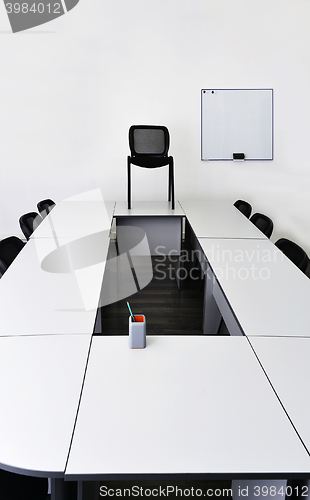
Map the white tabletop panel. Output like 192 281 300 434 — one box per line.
0 237 108 336
180 200 266 239
249 337 310 457
62 188 108 202
115 201 184 217
198 238 310 337
0 334 91 477
31 200 115 240
66 336 310 478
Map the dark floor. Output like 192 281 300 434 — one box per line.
98 253 205 336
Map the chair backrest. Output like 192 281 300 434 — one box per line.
19 212 43 240
275 238 309 274
0 236 25 274
129 126 169 158
234 199 252 218
37 199 55 217
250 212 273 238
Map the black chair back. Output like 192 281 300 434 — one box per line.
275 238 309 274
129 126 169 161
250 212 273 238
37 199 55 217
19 212 43 240
0 236 25 275
234 199 252 218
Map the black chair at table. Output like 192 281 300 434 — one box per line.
275 238 309 274
233 199 252 218
19 212 43 241
0 236 25 275
250 212 274 238
0 469 48 500
127 125 175 210
37 199 56 218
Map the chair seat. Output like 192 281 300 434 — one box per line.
130 155 172 168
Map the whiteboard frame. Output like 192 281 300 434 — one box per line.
201 89 274 161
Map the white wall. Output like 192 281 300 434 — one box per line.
0 0 310 253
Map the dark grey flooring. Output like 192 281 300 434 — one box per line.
97 240 310 338
98 253 205 336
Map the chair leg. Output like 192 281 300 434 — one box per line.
127 157 131 210
170 158 175 210
168 164 171 202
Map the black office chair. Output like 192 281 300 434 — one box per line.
0 236 25 275
250 212 273 238
127 125 175 210
275 238 309 274
19 212 43 241
233 199 252 218
0 469 48 500
37 199 55 218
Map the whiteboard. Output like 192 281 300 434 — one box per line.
201 89 273 161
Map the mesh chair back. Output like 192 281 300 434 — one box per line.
129 126 169 157
275 238 309 273
234 199 252 218
250 212 273 238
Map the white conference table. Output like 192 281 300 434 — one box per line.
198 238 310 337
115 200 184 217
0 190 113 336
249 337 310 456
30 200 115 241
0 236 107 336
2 197 310 500
0 334 91 477
114 200 184 288
179 200 267 239
65 336 310 482
114 200 184 254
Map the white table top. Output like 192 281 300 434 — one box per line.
198 237 310 337
0 236 108 336
0 334 91 477
65 336 310 479
2 196 310 482
115 201 184 217
31 200 115 240
62 188 107 202
249 337 310 458
179 200 267 239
